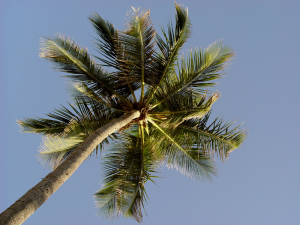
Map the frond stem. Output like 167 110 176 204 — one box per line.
139 26 145 104
149 109 208 115
148 118 184 152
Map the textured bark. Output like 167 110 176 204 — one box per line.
0 110 140 225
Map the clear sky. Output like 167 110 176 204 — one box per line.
1 0 300 224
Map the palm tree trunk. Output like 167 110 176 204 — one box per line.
0 110 140 225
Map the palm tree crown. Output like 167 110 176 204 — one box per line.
19 3 246 222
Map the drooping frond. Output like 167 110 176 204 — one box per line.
38 132 109 170
151 41 234 108
95 132 158 222
146 2 191 104
166 146 216 181
37 137 83 170
148 118 215 180
20 98 122 168
40 35 133 107
178 111 247 160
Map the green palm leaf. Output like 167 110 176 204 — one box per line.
178 111 247 160
37 135 110 170
148 118 215 180
67 82 126 112
40 35 132 107
37 137 83 170
89 12 140 102
18 98 122 138
121 7 157 103
151 41 234 108
146 2 191 104
95 132 158 222
89 12 118 67
150 91 220 127
18 105 76 137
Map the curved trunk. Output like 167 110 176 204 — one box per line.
0 110 140 225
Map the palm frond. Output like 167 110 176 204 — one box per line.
89 13 118 65
151 41 234 108
146 3 191 104
38 134 108 170
151 91 220 125
95 133 158 222
166 147 216 181
37 137 83 170
28 99 122 169
148 118 215 180
62 98 122 138
121 7 157 103
90 12 160 103
178 111 247 160
67 82 126 112
40 35 133 107
124 124 147 222
18 105 76 137
178 41 234 90
18 98 122 139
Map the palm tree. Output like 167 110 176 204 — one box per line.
0 3 246 224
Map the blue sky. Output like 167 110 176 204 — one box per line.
1 0 300 224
